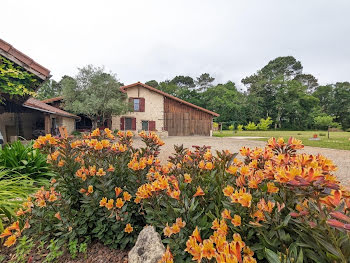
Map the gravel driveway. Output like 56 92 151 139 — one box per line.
134 136 350 188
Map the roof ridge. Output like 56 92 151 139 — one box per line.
120 82 219 117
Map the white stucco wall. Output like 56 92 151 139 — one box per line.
112 86 164 131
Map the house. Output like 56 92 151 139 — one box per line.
0 38 79 143
112 82 219 136
42 96 94 131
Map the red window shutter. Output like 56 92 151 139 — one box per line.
120 117 124 130
140 98 145 112
132 118 136 130
149 121 156 131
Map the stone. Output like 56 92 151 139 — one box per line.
128 226 165 263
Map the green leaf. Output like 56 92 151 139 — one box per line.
265 248 281 263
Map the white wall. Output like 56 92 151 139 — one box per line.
112 86 164 131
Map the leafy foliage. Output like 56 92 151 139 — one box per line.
1 133 350 263
61 65 129 128
0 140 54 181
244 122 258 131
0 56 41 104
257 117 273 131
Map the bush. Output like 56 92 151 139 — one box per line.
244 122 257 131
257 117 273 130
8 129 164 251
0 140 54 181
319 133 326 136
1 132 350 263
137 137 350 262
237 124 244 131
228 125 234 131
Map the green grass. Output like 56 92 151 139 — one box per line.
213 130 350 150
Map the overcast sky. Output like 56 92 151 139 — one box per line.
2 0 350 89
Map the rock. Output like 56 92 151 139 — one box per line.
128 226 165 263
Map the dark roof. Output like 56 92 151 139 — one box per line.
41 96 64 104
0 39 50 80
121 82 220 117
24 98 80 119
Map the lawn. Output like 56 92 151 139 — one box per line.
213 130 350 150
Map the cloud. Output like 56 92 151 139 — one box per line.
2 0 349 87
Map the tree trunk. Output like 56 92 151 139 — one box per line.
328 126 330 139
92 119 98 130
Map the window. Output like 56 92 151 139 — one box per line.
125 117 133 130
142 121 149 131
133 99 140 111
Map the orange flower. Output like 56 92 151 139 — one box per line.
115 198 124 209
101 139 110 148
0 228 12 238
91 128 100 137
124 223 133 233
175 217 186 228
99 197 107 207
96 168 106 176
106 199 114 210
223 185 234 196
16 208 25 216
94 142 103 150
107 165 115 172
184 173 192 183
164 224 173 237
79 188 86 194
221 209 232 220
202 240 215 260
4 235 16 247
231 215 241 226
58 160 65 167
88 185 93 194
55 212 61 220
267 182 279 193
115 187 123 197
198 160 205 169
194 186 205 197
159 246 174 263
226 165 238 175
205 162 213 170
38 199 46 208
211 218 220 230
48 194 57 202
192 226 202 243
123 191 132 201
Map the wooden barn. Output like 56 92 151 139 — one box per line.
112 82 219 136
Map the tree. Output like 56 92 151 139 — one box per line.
145 80 158 88
314 115 340 138
201 81 244 123
195 73 215 91
170 76 195 88
241 56 319 129
61 65 129 129
36 79 62 100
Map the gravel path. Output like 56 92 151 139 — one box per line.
134 136 350 188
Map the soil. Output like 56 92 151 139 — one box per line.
0 242 128 263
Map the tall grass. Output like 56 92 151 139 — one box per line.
0 169 37 231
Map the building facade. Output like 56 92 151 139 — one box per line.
112 82 219 136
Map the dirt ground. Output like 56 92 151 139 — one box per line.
134 136 350 188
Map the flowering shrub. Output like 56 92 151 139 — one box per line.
1 132 350 263
3 129 164 250
137 138 350 262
